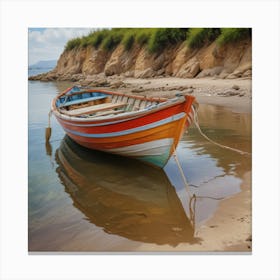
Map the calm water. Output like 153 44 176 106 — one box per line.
28 80 251 252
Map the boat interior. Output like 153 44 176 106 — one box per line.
56 87 168 118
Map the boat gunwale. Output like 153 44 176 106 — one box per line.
52 87 189 123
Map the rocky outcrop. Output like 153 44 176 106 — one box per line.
29 39 252 81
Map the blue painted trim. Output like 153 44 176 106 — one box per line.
64 112 186 138
59 95 107 107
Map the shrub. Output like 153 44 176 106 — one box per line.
216 28 251 45
100 29 124 51
147 28 186 53
80 35 90 48
65 37 82 51
122 31 135 51
88 29 109 48
135 29 153 45
186 28 220 49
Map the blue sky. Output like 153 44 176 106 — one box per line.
28 28 93 65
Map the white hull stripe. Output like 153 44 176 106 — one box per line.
63 112 186 138
105 138 174 157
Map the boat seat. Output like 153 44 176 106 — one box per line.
94 109 125 117
64 102 128 116
59 95 108 108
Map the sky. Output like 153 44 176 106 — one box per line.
28 28 93 65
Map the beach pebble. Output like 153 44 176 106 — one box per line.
185 88 194 94
131 88 145 93
224 90 239 96
246 235 252 242
232 85 240 90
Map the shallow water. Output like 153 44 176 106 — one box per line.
28 80 251 252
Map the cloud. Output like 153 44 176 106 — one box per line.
28 28 93 65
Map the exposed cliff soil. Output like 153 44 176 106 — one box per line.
29 39 251 82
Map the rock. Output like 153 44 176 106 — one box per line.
135 68 156 78
219 71 230 79
124 70 134 77
71 73 84 82
185 88 193 94
246 235 252 242
189 62 200 77
196 66 223 78
242 69 252 78
218 89 239 97
157 68 165 76
169 86 179 91
104 63 120 76
228 70 243 79
177 59 200 78
232 85 240 90
179 86 186 91
79 79 92 86
131 88 145 93
227 73 238 79
110 81 124 89
88 78 110 87
225 89 239 96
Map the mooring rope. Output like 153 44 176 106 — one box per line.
192 106 251 156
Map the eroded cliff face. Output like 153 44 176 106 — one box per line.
32 39 251 81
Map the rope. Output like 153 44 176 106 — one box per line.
172 147 192 197
172 148 198 229
192 106 251 156
48 110 52 128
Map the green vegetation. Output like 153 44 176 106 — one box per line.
64 37 82 51
216 28 251 45
186 28 220 49
122 30 136 51
135 29 154 46
147 28 187 53
86 29 110 48
64 28 251 52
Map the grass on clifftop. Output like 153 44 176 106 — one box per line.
64 28 187 53
216 28 252 45
64 28 251 52
186 28 220 48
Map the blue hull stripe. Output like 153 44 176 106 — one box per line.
64 112 186 138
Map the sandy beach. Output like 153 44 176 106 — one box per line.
111 76 252 113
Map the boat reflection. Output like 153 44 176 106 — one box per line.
55 136 200 246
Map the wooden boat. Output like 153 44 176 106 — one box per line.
52 86 197 168
55 136 198 246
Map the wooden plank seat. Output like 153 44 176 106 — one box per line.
94 109 125 117
59 95 108 108
64 102 128 116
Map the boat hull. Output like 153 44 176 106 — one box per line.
53 91 195 168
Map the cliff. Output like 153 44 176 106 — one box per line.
29 39 251 83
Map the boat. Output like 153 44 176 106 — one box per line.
55 136 199 246
51 85 197 168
